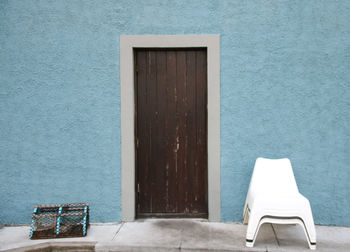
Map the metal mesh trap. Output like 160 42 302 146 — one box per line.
30 203 89 239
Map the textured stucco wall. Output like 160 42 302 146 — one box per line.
1 0 349 225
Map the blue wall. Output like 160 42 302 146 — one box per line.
1 0 349 225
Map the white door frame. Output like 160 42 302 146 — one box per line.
120 35 221 221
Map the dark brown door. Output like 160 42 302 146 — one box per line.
135 48 208 218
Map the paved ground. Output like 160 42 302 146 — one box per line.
0 219 349 251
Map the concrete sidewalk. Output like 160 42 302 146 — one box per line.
1 219 349 252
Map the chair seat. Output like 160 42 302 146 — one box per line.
248 193 310 214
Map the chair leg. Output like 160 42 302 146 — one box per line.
245 213 262 247
300 215 317 250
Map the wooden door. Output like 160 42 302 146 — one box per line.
135 48 208 218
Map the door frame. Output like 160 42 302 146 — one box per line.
120 35 220 221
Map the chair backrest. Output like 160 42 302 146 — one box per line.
248 157 299 195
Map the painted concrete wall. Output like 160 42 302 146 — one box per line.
1 0 349 225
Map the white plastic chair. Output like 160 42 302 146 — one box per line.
243 157 316 250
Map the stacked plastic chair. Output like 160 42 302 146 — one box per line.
243 158 316 250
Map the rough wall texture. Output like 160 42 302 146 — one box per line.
0 0 349 225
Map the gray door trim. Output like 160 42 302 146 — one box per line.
120 35 221 221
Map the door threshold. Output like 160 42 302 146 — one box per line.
134 218 209 222
137 213 208 219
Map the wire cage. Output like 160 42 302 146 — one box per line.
30 203 89 239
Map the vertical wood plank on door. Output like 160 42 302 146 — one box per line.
185 50 196 213
135 50 148 213
153 51 167 213
195 50 208 213
147 51 157 213
176 50 187 214
166 51 178 213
